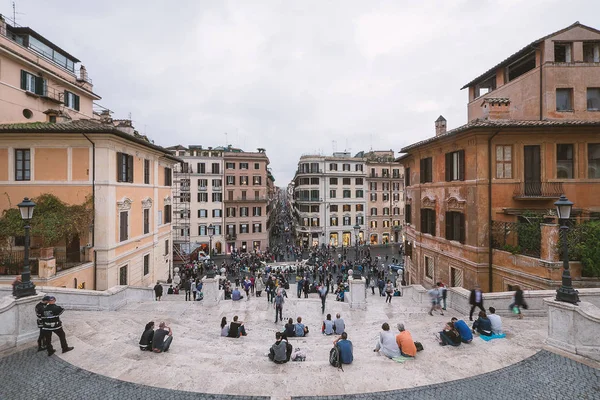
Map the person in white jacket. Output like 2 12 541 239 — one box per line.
373 322 401 359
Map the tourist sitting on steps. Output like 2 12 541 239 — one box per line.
294 317 309 337
438 321 461 347
268 332 293 364
220 317 229 337
227 315 247 338
283 318 296 338
333 332 353 364
451 317 473 343
322 314 335 335
472 311 493 336
232 287 243 301
152 322 173 353
395 323 417 357
374 322 401 358
488 307 503 334
139 321 155 351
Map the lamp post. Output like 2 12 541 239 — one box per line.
14 198 37 298
554 195 579 304
206 224 215 278
353 224 361 279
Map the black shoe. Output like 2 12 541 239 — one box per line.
62 347 74 354
47 349 56 356
37 347 46 352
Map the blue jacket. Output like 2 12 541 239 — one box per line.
336 340 353 364
473 317 492 335
454 320 473 341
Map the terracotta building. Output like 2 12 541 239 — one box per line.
0 16 178 290
363 150 405 245
400 22 600 292
223 149 271 254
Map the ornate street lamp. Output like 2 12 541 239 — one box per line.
14 198 37 298
554 195 579 304
353 224 361 279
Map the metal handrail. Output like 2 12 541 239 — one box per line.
513 182 564 198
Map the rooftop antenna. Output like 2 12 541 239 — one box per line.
12 2 25 24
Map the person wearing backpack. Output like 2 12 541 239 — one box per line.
332 332 353 365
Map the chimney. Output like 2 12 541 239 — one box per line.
0 15 6 37
99 110 112 124
79 65 88 82
481 98 511 120
435 115 447 136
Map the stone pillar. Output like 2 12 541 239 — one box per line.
540 223 559 262
347 276 367 309
202 275 222 305
38 257 56 279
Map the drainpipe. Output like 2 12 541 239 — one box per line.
487 130 501 293
82 133 96 290
539 46 543 121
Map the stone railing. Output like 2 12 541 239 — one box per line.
0 285 154 311
0 285 154 352
401 285 600 318
545 298 600 362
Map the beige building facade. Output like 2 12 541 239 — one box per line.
0 17 178 290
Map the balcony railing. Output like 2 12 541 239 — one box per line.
198 186 207 192
513 182 564 200
297 169 323 174
225 196 269 202
226 234 237 241
213 186 222 191
295 198 321 203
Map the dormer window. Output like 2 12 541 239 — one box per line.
554 42 572 62
583 42 600 63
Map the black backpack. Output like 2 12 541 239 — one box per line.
329 344 343 371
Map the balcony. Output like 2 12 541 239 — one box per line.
225 196 269 203
513 182 564 200
226 234 237 241
295 198 322 203
296 169 323 175
198 186 207 192
213 186 222 192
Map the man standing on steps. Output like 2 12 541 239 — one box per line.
469 285 484 321
183 279 192 301
274 289 285 323
41 296 74 356
153 281 163 301
35 296 49 352
318 283 328 314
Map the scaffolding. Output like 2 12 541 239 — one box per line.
172 162 191 271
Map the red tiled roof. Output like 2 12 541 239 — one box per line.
400 119 600 153
0 120 180 162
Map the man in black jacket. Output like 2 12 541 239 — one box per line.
35 296 49 352
469 285 485 321
41 296 74 356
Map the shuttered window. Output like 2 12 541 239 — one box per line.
143 254 150 276
420 208 436 236
420 158 433 183
144 159 150 184
143 209 150 234
405 204 412 224
164 167 172 186
20 70 46 96
445 211 465 243
164 205 172 223
15 149 31 181
119 211 129 242
64 90 80 111
117 152 133 183
445 150 465 181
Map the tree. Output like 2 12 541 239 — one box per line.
574 221 600 278
0 194 93 249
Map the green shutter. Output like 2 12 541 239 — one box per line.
74 94 80 111
459 213 466 244
35 76 44 96
116 152 122 182
20 70 27 90
127 155 134 183
458 150 465 181
445 212 451 240
445 153 452 181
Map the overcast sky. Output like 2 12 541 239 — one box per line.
5 0 597 184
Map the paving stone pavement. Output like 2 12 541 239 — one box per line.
0 348 598 400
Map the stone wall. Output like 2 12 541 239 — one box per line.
545 299 600 362
0 285 154 311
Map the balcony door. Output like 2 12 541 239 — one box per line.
523 145 541 196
